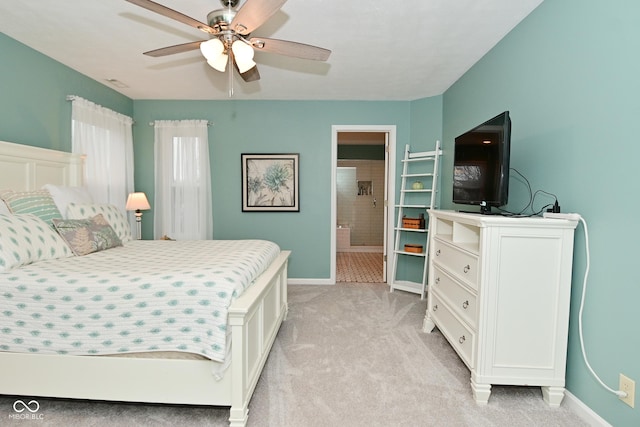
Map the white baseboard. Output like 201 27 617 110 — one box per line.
563 391 611 427
287 278 335 285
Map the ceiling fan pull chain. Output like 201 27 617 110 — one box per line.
228 54 234 98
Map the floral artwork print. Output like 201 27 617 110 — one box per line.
242 154 299 212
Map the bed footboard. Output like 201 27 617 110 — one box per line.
227 250 290 427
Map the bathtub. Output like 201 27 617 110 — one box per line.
337 225 351 251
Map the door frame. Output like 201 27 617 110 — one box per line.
330 125 397 283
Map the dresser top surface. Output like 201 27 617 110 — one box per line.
429 210 579 229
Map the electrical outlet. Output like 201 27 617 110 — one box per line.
620 374 635 408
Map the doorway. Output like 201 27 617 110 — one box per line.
330 125 396 284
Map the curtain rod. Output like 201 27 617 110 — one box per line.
66 95 134 124
67 97 213 127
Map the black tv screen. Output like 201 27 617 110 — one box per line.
453 111 511 213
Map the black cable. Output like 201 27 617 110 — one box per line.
492 168 532 216
510 168 533 215
532 203 554 217
497 169 558 217
531 190 558 215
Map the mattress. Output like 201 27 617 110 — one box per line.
0 239 280 362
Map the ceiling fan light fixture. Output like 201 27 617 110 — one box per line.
207 54 229 72
200 38 224 61
231 40 256 73
128 0 331 86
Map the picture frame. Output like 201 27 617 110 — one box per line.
241 153 300 212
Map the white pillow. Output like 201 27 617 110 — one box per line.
42 184 93 219
0 213 74 272
66 203 132 242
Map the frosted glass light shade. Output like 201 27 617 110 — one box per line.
200 38 224 60
208 54 228 72
231 40 256 73
200 39 228 72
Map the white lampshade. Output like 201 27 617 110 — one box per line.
200 38 224 60
200 39 228 72
207 54 228 72
231 40 256 73
125 192 150 211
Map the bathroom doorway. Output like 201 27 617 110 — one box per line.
330 125 396 284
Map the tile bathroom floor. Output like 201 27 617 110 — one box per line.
336 252 384 283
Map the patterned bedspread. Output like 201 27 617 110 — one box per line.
0 239 280 362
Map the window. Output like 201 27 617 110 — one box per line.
154 120 212 240
69 95 134 216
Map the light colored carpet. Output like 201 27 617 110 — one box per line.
0 284 588 426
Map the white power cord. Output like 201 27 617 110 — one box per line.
576 215 628 398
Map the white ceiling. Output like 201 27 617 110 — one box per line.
0 0 543 101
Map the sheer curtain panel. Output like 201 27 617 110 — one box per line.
69 96 134 217
154 120 213 240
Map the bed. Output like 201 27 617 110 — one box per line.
0 140 290 427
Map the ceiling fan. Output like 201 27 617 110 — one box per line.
126 0 331 83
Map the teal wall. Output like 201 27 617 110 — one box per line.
0 33 133 151
131 100 418 279
409 96 444 208
442 1 639 426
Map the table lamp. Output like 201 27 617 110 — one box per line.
125 192 150 240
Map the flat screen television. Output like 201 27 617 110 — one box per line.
453 111 511 214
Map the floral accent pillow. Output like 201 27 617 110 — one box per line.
53 214 122 256
66 203 132 242
0 189 62 226
0 213 73 272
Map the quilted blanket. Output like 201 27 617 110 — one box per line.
0 239 280 362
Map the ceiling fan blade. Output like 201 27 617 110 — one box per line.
125 0 217 34
143 40 205 57
238 64 261 82
230 0 287 35
249 37 331 61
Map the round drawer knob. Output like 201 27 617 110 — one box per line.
459 335 466 344
463 264 470 273
435 277 440 284
433 304 438 312
436 249 441 256
462 300 469 309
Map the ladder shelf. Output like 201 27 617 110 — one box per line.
389 141 442 299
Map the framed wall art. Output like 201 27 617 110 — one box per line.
241 153 299 212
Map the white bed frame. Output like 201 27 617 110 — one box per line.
0 140 290 427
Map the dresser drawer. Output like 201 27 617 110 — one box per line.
432 239 479 290
430 293 475 368
432 266 477 328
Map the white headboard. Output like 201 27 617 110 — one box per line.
0 140 84 190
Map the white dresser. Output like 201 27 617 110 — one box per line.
422 210 578 406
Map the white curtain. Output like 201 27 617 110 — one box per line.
69 96 134 218
154 120 213 240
